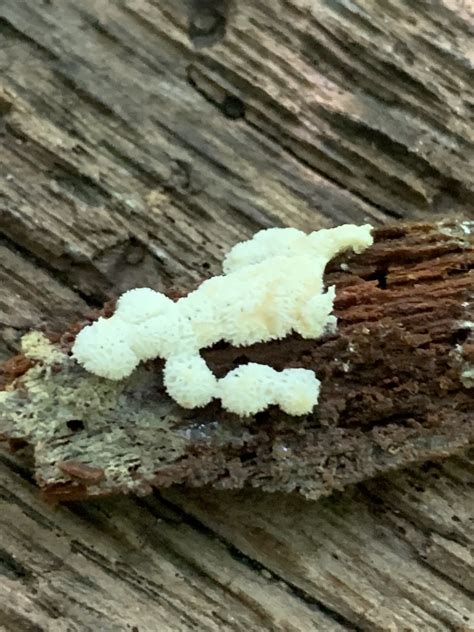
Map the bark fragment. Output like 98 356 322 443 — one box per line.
0 220 472 503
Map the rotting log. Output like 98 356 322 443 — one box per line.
1 1 474 630
1 220 472 503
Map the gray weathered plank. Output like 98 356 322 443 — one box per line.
0 0 473 630
0 451 346 632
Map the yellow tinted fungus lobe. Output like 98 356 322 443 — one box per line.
72 224 373 415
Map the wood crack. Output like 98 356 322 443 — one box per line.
155 492 362 631
0 234 102 309
0 2 473 629
186 64 401 222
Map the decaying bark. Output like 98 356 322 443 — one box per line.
1 220 472 503
1 2 474 629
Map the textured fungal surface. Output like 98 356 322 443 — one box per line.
72 224 373 415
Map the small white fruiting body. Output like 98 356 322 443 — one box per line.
72 224 373 415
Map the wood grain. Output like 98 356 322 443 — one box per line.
0 0 473 630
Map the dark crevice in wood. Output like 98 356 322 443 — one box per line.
319 109 442 184
0 234 104 309
0 15 60 64
240 124 406 221
361 485 472 549
0 452 36 485
0 547 31 580
155 492 362 631
4 122 111 210
53 69 136 134
297 4 472 142
0 607 47 632
121 2 195 61
417 557 474 600
66 419 86 433
123 498 297 628
186 66 403 221
0 95 13 119
76 8 169 77
151 113 248 182
221 95 246 119
46 163 109 208
366 268 388 290
187 0 231 49
98 139 162 186
67 533 218 626
226 198 282 231
0 484 59 533
306 19 445 109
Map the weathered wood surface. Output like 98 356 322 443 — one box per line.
1 448 473 632
0 0 473 630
